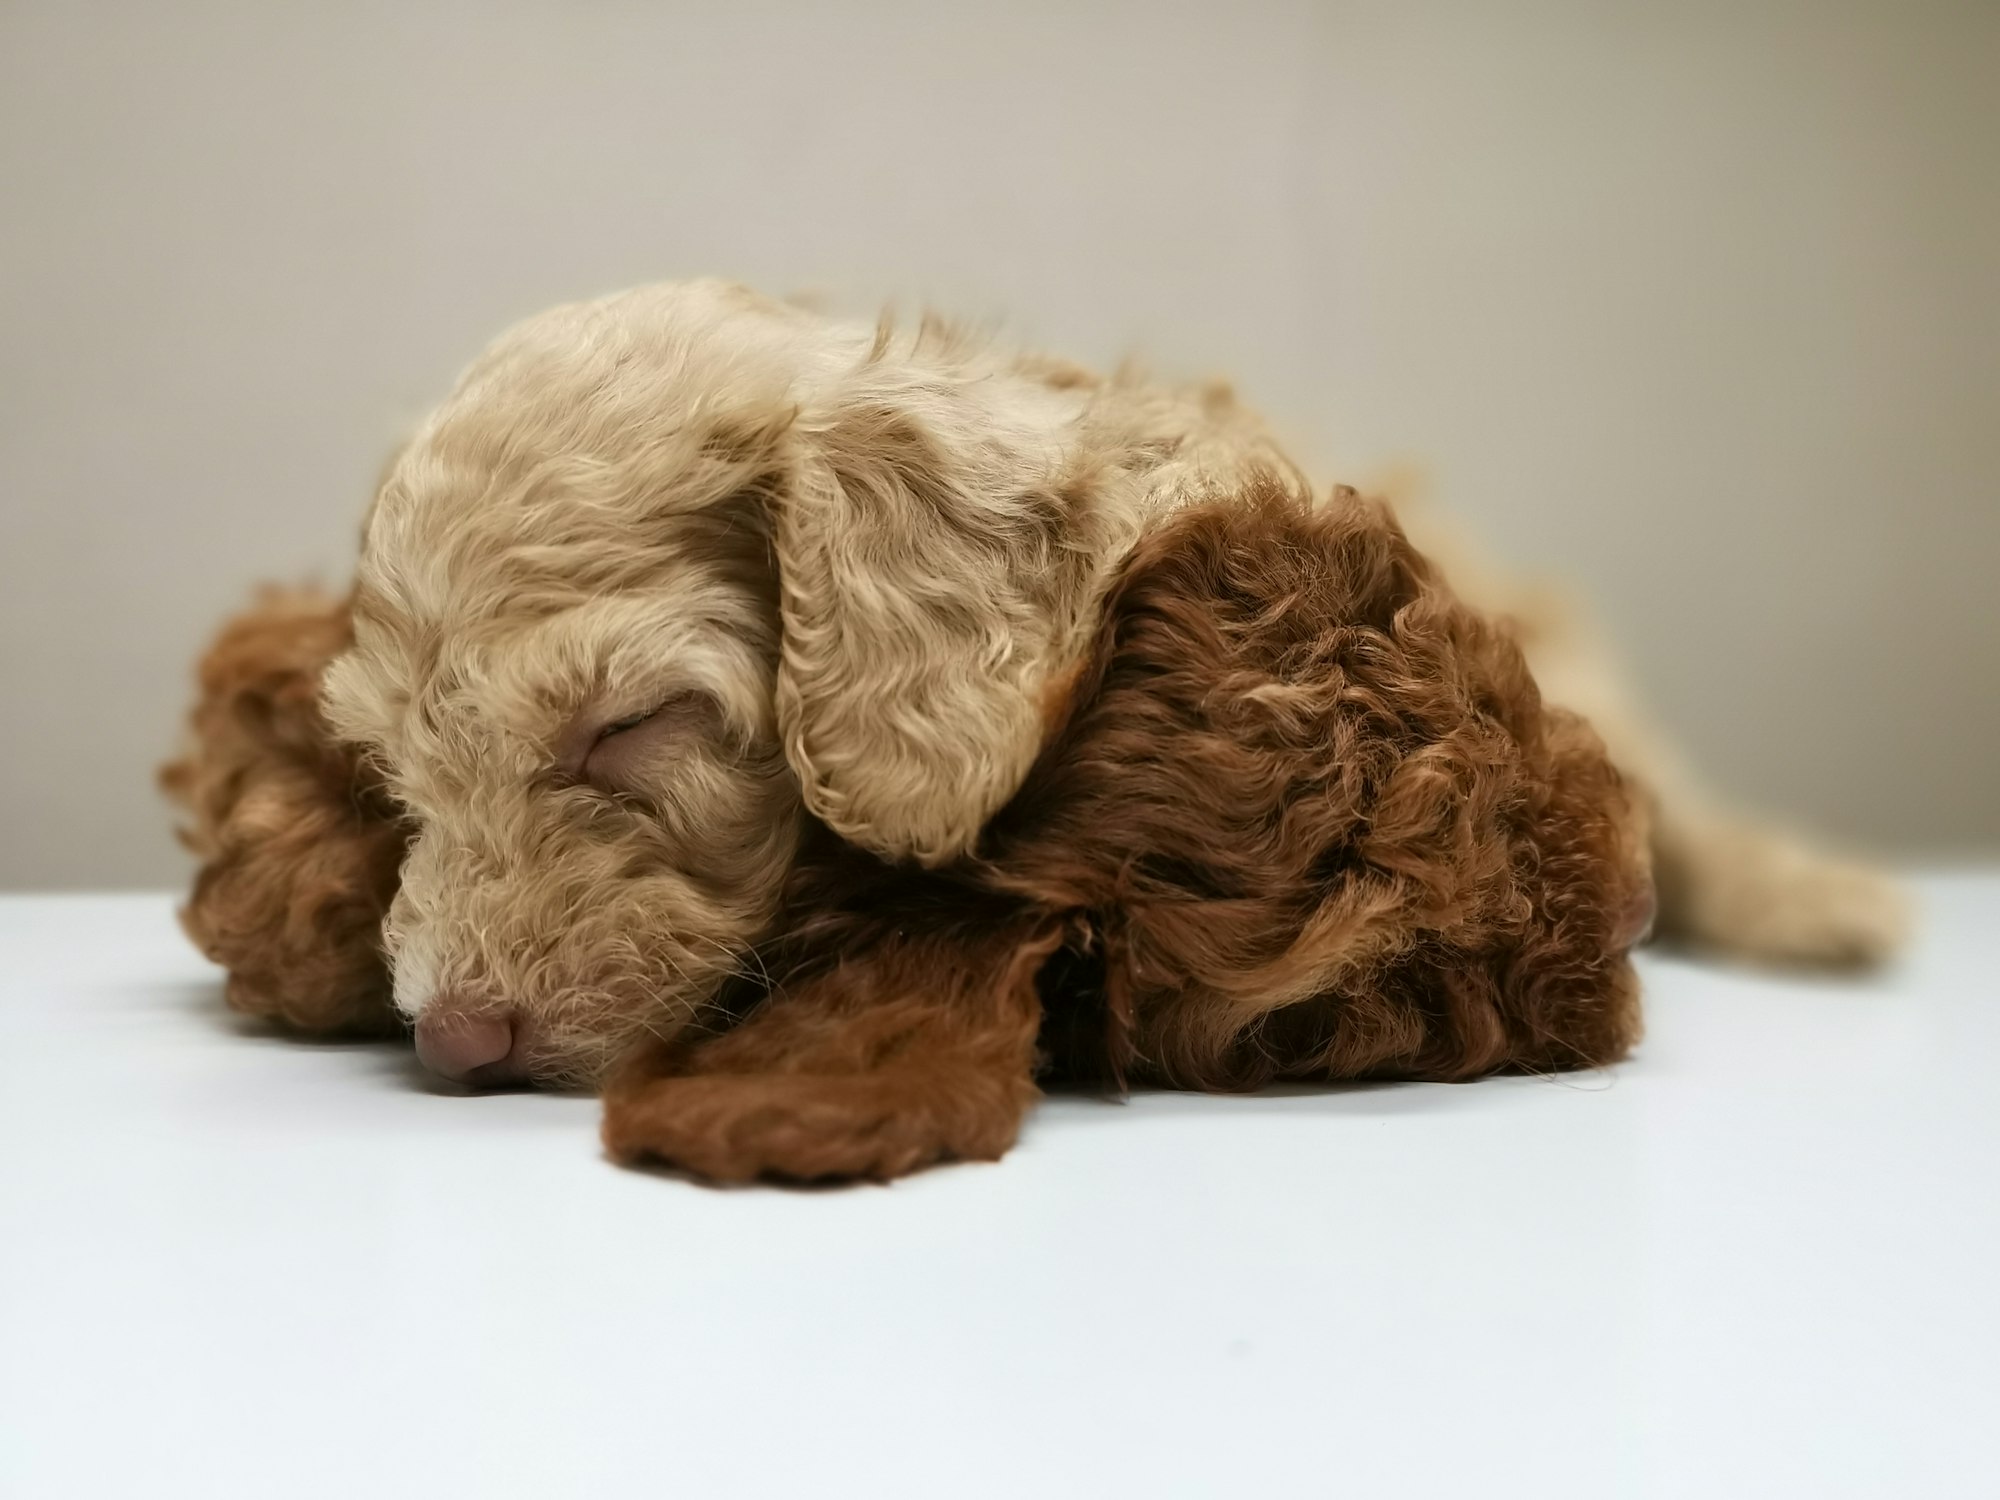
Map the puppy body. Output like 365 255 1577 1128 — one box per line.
164 279 1905 1177
604 489 1651 1181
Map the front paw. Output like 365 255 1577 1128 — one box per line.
601 1069 1029 1184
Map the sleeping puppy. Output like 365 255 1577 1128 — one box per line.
164 279 1904 1180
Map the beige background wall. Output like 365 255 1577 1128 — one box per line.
2 0 1995 889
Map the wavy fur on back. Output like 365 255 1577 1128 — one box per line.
602 488 1648 1179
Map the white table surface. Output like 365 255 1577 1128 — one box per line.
2 876 1996 1500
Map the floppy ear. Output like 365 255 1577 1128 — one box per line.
768 348 1103 866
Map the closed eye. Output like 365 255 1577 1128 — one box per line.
596 709 657 741
576 692 720 791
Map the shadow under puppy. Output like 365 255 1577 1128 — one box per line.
602 486 1653 1181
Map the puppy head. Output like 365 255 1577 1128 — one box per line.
322 283 813 1084
323 280 1110 1085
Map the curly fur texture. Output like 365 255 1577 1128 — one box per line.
161 590 405 1034
603 488 1649 1179
164 278 1908 1180
313 280 1303 1084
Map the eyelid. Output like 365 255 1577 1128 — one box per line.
566 690 718 785
553 697 670 780
595 708 656 740
593 691 698 740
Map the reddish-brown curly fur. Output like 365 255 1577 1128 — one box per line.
603 924 1059 1182
602 488 1650 1180
160 590 407 1035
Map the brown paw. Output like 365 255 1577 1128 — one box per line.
601 1069 1030 1184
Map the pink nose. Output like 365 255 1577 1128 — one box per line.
414 1014 518 1084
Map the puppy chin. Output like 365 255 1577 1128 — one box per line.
545 981 745 1090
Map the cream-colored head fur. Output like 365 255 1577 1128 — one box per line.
321 279 1301 1082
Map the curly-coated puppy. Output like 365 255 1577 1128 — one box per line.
602 487 1652 1181
164 279 1905 1179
